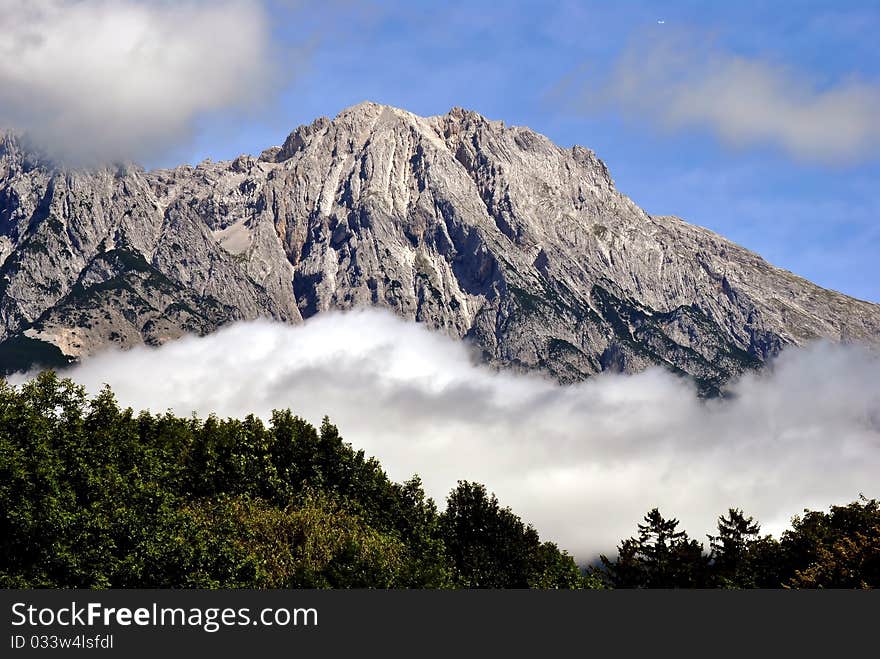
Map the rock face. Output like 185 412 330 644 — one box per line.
1 102 879 392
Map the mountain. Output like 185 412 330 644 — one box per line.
1 102 878 392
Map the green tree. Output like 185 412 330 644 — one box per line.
781 497 880 589
601 508 709 588
440 481 588 588
0 374 525 588
708 508 781 588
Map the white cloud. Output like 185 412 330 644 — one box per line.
17 310 880 561
595 34 880 163
0 0 276 165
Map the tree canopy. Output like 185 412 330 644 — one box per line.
0 372 587 588
597 499 879 588
1 372 876 589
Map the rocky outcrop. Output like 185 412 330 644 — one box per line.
1 102 878 393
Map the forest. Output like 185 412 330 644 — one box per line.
1 372 877 588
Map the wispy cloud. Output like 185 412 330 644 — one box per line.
17 310 879 561
580 30 880 164
0 0 279 165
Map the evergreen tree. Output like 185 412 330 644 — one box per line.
600 508 709 587
439 481 586 588
709 508 764 588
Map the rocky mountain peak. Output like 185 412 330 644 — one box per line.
0 102 877 393
0 131 49 178
273 115 332 162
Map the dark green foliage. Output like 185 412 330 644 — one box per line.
599 508 709 588
781 497 880 588
598 500 880 589
3 372 875 589
439 481 590 588
0 373 589 589
0 335 72 376
708 508 781 588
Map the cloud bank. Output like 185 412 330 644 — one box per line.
591 33 880 164
0 0 276 165
24 310 880 561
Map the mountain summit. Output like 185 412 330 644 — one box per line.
1 102 878 392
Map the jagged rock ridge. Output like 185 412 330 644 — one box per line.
1 102 878 393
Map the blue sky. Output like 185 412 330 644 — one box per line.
175 1 878 303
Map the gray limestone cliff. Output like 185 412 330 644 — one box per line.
1 103 878 393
